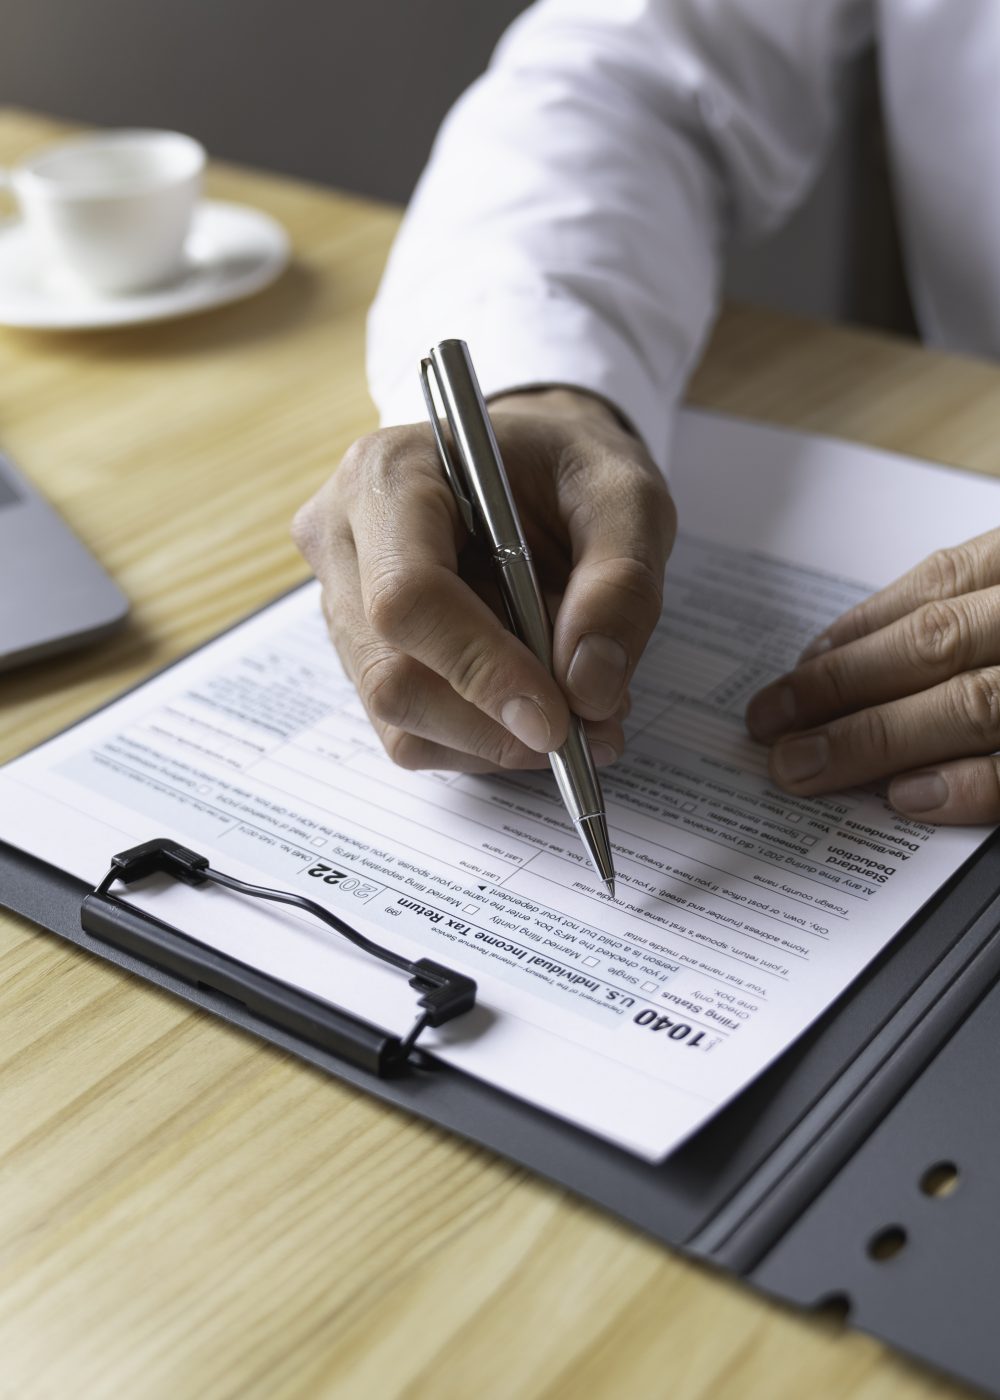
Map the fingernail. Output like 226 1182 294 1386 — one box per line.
567 635 628 713
590 741 620 767
798 634 832 664
890 770 948 814
773 733 829 784
500 696 552 753
747 683 797 741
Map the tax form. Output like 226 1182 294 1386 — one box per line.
1 411 997 1160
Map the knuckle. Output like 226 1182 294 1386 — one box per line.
366 566 421 643
620 454 670 510
601 556 666 629
330 422 439 518
833 601 871 645
922 544 972 599
290 498 319 555
908 599 967 671
449 635 501 706
955 669 1000 746
333 437 375 498
343 425 439 493
292 473 355 566
339 428 429 497
340 431 381 475
375 423 430 458
620 553 667 604
555 435 596 490
808 652 852 712
561 441 674 536
357 652 420 728
854 705 894 765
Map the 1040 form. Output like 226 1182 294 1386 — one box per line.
0 411 995 1159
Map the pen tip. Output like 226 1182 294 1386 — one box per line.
604 877 616 900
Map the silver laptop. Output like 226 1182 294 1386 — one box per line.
0 452 128 671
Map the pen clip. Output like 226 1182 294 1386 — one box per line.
420 356 477 536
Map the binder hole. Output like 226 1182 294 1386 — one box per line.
868 1225 907 1261
920 1161 959 1198
813 1293 851 1326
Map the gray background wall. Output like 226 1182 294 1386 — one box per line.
0 0 910 332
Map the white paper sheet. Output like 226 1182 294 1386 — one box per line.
2 410 996 1159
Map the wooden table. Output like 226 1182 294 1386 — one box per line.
0 109 993 1400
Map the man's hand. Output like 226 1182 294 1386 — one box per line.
293 389 675 773
746 529 1000 822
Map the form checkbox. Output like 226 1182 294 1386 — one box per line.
582 955 599 968
801 834 817 846
310 836 325 848
641 980 658 993
681 802 696 813
786 811 801 823
198 784 211 795
463 903 479 914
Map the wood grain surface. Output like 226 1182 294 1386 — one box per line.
0 109 994 1400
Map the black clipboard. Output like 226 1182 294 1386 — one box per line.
4 595 1000 1394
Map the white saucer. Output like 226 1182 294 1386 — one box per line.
0 200 290 330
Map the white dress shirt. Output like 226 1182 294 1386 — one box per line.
367 0 1000 469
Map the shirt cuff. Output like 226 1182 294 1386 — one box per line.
368 290 682 473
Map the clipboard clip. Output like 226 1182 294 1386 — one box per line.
81 838 477 1077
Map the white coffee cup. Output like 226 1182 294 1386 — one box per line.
5 129 205 296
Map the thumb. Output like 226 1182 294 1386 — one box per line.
551 444 675 720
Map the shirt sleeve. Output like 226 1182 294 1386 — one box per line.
367 0 872 469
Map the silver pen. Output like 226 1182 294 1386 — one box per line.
420 338 616 897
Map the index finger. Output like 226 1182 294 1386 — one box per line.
349 441 571 754
801 529 1000 660
748 585 1000 741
